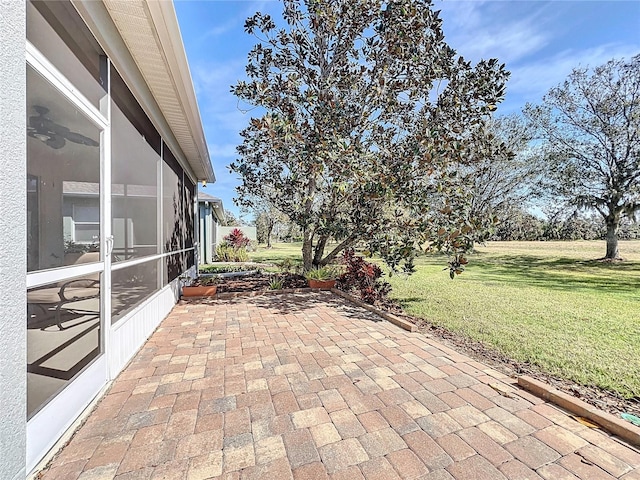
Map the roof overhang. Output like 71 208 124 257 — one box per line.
198 193 225 223
211 202 225 224
72 0 215 184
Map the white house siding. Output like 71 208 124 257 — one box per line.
108 279 184 377
0 3 27 480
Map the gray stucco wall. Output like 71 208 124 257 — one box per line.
198 203 215 264
0 1 27 479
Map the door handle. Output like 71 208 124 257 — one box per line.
105 235 114 257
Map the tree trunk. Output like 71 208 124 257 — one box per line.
302 176 317 271
266 223 273 248
313 235 329 267
318 235 357 266
302 228 314 271
605 217 620 259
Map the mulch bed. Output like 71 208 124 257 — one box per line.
214 272 640 419
216 272 307 294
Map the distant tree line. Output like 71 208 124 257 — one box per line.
490 207 640 242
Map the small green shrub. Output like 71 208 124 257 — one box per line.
305 265 341 281
181 275 219 287
195 276 219 286
215 244 249 262
268 277 284 290
278 258 300 274
200 264 254 274
64 240 99 254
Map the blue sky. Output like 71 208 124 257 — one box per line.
174 0 640 219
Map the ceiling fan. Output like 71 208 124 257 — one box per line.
28 105 99 149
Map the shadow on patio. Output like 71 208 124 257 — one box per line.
37 291 640 480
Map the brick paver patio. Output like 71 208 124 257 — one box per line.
39 292 640 479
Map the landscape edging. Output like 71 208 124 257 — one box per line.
518 375 640 447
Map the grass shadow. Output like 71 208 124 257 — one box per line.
468 254 640 295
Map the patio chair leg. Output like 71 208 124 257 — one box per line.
55 303 66 331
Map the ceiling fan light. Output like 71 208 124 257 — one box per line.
46 136 65 149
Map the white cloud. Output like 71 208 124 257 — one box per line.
436 0 486 30
198 1 271 40
439 0 551 64
508 44 640 102
192 58 257 135
435 0 639 112
202 18 238 39
456 21 548 64
192 59 246 97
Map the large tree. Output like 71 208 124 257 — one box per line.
468 114 539 224
248 199 289 247
222 210 242 227
231 0 509 272
525 55 640 259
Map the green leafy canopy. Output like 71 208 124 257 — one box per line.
230 0 510 274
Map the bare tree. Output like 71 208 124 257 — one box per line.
468 114 539 224
251 202 288 247
525 55 640 259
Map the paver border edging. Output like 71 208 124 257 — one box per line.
329 288 417 332
518 375 640 447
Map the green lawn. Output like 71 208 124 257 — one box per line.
249 243 305 264
250 240 640 399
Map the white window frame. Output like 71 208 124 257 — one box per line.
72 203 101 244
26 42 110 289
25 38 112 465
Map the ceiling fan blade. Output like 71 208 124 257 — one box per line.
63 130 99 147
28 105 98 148
50 122 71 135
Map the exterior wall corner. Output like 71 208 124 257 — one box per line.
0 1 28 479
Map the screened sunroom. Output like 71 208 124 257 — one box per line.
0 1 214 477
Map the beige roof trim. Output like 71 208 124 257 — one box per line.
72 0 214 183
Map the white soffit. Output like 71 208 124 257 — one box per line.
101 0 214 183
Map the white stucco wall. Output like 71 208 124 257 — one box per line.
0 1 27 479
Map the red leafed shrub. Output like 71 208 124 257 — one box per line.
336 248 392 305
224 228 250 248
